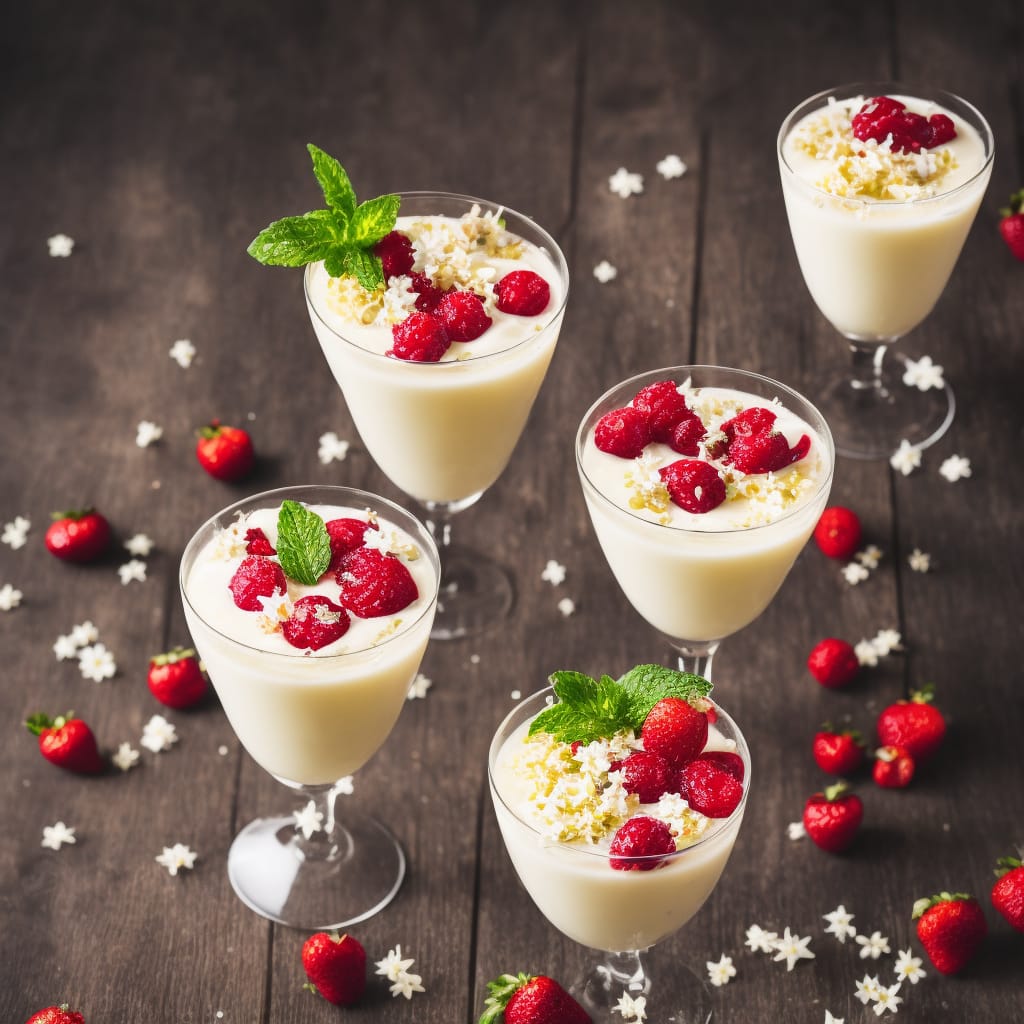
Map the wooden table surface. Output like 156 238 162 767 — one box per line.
3 1 1022 1021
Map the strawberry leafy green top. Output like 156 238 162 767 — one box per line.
247 145 399 292
528 664 713 744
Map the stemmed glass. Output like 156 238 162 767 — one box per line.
305 192 569 639
778 83 994 459
180 484 439 929
576 366 834 681
488 687 750 1023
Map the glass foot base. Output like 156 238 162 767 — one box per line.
575 955 712 1024
816 351 955 460
431 546 513 640
226 811 405 930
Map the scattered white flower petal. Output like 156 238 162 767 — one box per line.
41 821 77 850
218 744 229 756
825 1013 844 1024
318 431 350 464
118 559 148 585
135 420 163 448
939 454 971 482
856 545 883 569
141 714 178 752
78 642 117 681
902 354 945 391
872 629 903 655
388 972 425 1000
745 924 780 953
47 233 74 257
889 440 922 476
169 338 196 368
2 516 31 548
908 548 931 573
855 639 880 667
374 945 424 999
842 562 871 585
155 842 197 876
856 930 892 960
872 981 903 1016
656 154 688 179
557 597 576 617
70 621 99 646
124 533 155 557
334 775 354 795
541 559 566 586
772 928 815 971
510 689 521 700
292 800 324 839
614 991 647 1021
787 821 806 841
855 975 882 1005
706 954 736 987
0 583 23 610
608 167 644 198
112 742 140 772
823 905 857 943
893 948 925 984
53 634 79 660
593 260 618 283
407 673 432 700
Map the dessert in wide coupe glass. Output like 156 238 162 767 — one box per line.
778 84 993 459
180 485 439 929
576 366 834 681
249 146 569 638
489 665 750 1022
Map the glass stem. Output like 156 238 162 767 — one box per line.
671 640 719 681
291 781 352 865
848 340 890 396
596 950 650 996
423 500 455 552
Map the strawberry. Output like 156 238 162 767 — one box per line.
803 782 863 853
228 555 286 611
872 744 915 788
913 893 987 975
676 757 744 818
667 412 706 456
282 595 350 651
479 972 591 1024
593 406 651 459
25 713 104 774
813 506 862 559
325 516 378 569
244 527 275 556
389 310 451 362
26 1006 86 1024
44 508 111 563
336 547 418 617
373 229 415 279
812 726 865 775
991 856 1024 932
195 420 254 481
632 380 691 443
999 190 1024 261
301 931 366 1005
658 459 726 514
727 429 810 474
609 750 674 803
697 749 745 781
641 696 709 767
876 685 946 762
147 647 207 709
436 289 492 342
495 270 551 317
807 638 860 689
608 816 676 871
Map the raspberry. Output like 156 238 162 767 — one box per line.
244 527 276 556
676 758 744 818
813 506 862 560
807 638 860 689
851 96 957 154
873 745 915 789
228 555 286 612
336 547 419 617
495 270 551 316
609 750 674 803
722 407 778 440
435 289 492 342
609 816 676 871
282 595 350 651
325 517 378 569
633 380 692 443
658 459 726 514
641 697 708 767
389 311 451 362
409 272 446 313
668 413 706 456
594 406 651 459
373 230 415 280
697 750 745 782
727 429 810 474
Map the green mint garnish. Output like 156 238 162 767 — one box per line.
275 500 331 586
527 664 713 744
246 144 399 292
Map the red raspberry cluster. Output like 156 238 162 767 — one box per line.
851 95 957 154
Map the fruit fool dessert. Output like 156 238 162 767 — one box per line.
489 667 749 953
779 91 992 341
182 499 436 785
578 377 831 643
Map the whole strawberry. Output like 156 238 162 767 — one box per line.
876 685 946 762
913 892 987 975
872 745 915 789
812 726 865 775
301 931 366 1005
640 696 709 767
196 420 254 481
991 856 1024 932
25 713 104 774
479 972 591 1024
44 508 111 563
813 506 861 559
26 1006 85 1024
999 189 1024 261
807 638 860 689
147 648 208 709
803 781 863 853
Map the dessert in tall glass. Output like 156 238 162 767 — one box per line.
489 666 750 1022
576 366 834 681
180 484 439 929
778 84 993 458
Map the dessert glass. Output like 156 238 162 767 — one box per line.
576 366 834 681
489 687 750 1023
305 192 569 639
778 83 994 459
180 484 439 929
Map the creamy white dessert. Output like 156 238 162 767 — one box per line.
779 91 992 340
306 205 567 504
182 502 437 785
578 382 832 643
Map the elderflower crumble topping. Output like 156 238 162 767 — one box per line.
363 523 419 561
256 593 293 634
211 513 248 560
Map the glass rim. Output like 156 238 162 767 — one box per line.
178 483 440 662
303 189 570 367
777 82 995 207
574 364 836 537
488 685 751 865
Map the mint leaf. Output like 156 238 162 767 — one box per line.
341 246 385 291
617 664 713 726
528 671 633 743
275 501 331 586
307 144 356 218
247 210 340 266
347 194 401 247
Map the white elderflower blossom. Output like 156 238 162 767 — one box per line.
855 639 880 667
593 260 618 283
541 559 567 585
112 742 140 772
872 982 903 1016
872 628 903 655
0 583 23 610
842 562 871 585
856 545 883 569
856 930 891 960
124 533 155 557
155 843 197 876
53 634 79 660
407 673 432 700
706 954 736 987
169 338 196 367
823 905 857 942
292 800 324 839
901 354 945 391
41 821 77 850
889 440 922 476
118 559 148 585
135 420 163 447
141 714 178 752
557 597 576 617
47 233 75 257
773 927 815 970
70 621 99 646
2 516 31 548
317 431 350 465
939 454 971 482
908 548 931 573
78 643 116 681
374 945 425 1000
608 167 644 198
656 154 688 179
894 948 926 984
745 924 780 953
614 991 647 1021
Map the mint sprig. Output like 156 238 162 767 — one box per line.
527 664 713 744
246 144 399 292
275 500 331 586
